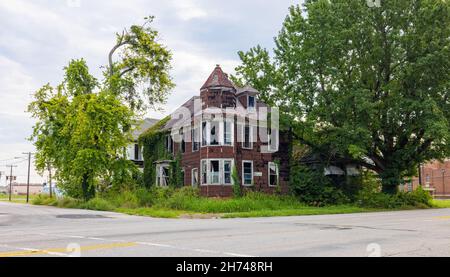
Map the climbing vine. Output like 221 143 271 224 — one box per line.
139 116 184 188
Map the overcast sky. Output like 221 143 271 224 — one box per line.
0 0 300 185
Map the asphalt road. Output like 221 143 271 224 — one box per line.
1 201 450 257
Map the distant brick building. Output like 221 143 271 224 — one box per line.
6 183 44 196
147 65 291 197
403 160 450 198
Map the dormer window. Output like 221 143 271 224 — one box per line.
248 95 256 111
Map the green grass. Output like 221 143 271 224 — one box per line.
223 206 383 218
432 199 450 208
115 208 187 219
0 194 35 203
28 187 448 219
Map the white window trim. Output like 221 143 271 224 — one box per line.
201 120 234 148
241 124 254 150
191 168 199 187
223 120 234 146
200 159 235 186
242 160 254 187
267 129 279 152
268 162 280 187
156 164 170 187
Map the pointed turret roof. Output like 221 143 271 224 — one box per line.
201 65 235 90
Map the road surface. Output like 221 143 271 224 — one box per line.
0 201 449 257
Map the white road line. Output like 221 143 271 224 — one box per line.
34 232 255 257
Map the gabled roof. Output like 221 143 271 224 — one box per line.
236 85 259 95
201 65 235 90
133 118 159 139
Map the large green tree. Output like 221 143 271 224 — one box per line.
29 60 136 199
233 0 450 193
29 18 174 199
106 16 175 112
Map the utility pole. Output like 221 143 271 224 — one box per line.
5 165 18 202
23 152 33 203
418 163 422 187
48 164 53 198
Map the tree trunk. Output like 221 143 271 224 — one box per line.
82 173 96 200
379 169 401 195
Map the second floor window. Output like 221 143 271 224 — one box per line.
242 124 253 149
210 121 220 146
224 121 233 145
180 129 186 153
201 120 234 147
166 135 173 153
192 126 200 152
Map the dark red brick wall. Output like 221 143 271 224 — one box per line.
169 86 291 197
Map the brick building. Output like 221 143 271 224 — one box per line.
403 160 450 199
149 65 291 197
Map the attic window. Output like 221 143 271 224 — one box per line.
248 95 255 111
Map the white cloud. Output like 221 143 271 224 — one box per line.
0 0 300 179
171 0 208 21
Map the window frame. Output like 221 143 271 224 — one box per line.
223 120 234 146
156 164 170 187
242 160 254 186
191 168 199 187
248 95 256 112
201 120 234 147
200 159 235 186
268 162 280 187
192 125 200 152
242 124 254 150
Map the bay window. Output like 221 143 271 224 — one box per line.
200 120 234 147
200 159 234 185
224 121 233 145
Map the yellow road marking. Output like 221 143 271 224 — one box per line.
433 215 450 220
0 242 138 257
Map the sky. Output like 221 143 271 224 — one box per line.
0 0 300 185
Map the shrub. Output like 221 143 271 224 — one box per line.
80 198 115 211
289 164 349 206
134 188 156 207
57 197 81 209
32 194 57 206
357 186 432 209
107 190 140 209
231 166 242 198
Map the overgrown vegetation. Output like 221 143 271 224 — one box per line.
31 181 440 219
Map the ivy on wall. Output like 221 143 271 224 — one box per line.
139 116 172 187
138 116 184 188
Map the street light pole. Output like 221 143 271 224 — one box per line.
442 169 446 197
